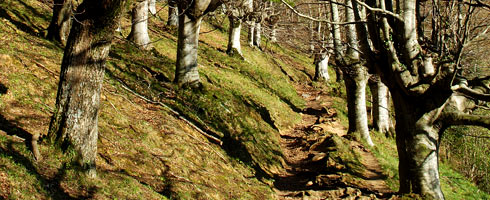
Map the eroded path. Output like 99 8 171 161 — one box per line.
274 83 394 199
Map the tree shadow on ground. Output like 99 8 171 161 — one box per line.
0 114 81 200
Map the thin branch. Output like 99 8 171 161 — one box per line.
443 111 490 129
280 0 367 25
451 84 490 101
116 78 223 145
352 0 404 22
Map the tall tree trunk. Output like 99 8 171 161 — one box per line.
270 24 277 43
314 53 330 81
391 92 445 199
248 21 255 47
344 0 373 146
149 0 156 15
167 0 178 27
174 13 203 87
128 0 152 50
369 77 393 136
253 22 261 49
227 15 242 56
345 66 373 146
46 0 73 45
48 0 127 178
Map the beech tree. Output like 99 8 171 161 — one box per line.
369 76 393 136
48 0 128 178
225 0 253 57
348 0 490 198
330 0 373 146
46 0 73 45
128 0 152 50
167 0 178 26
174 0 224 87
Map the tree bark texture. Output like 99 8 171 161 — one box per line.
226 15 242 56
248 22 255 47
391 92 445 199
149 0 156 15
345 66 374 146
369 77 393 135
128 0 152 50
314 53 330 81
253 22 261 49
173 0 223 87
174 13 202 87
48 0 127 178
343 0 373 146
47 0 73 45
167 0 178 27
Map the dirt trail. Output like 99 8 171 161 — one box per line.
274 83 394 199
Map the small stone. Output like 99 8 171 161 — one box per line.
312 153 326 162
306 181 314 186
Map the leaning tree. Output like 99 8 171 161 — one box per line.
48 0 128 178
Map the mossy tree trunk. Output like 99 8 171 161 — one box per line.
46 0 73 45
48 0 127 178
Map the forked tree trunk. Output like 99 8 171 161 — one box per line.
369 77 393 136
128 0 152 50
391 92 445 199
174 13 203 87
227 15 242 56
48 0 126 178
149 0 156 15
314 53 330 81
46 0 73 45
167 0 178 27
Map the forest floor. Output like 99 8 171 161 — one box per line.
273 82 395 199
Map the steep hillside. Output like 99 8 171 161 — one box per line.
0 0 488 200
0 0 307 199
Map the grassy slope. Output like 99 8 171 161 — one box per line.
0 0 488 199
0 0 309 199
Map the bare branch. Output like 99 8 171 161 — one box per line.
352 0 404 22
452 84 490 101
280 0 367 25
443 111 490 129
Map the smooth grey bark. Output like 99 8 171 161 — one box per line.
174 14 202 87
173 0 223 87
369 77 393 136
253 22 262 49
392 92 445 200
248 22 255 47
128 0 152 50
167 0 178 27
46 0 73 45
344 0 373 146
149 0 156 15
314 53 330 81
227 15 243 56
270 24 277 43
48 0 127 178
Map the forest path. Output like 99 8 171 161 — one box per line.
273 83 394 199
